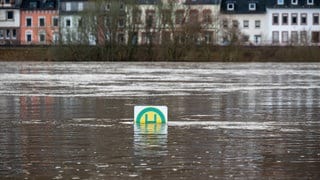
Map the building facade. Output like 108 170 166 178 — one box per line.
0 0 21 45
20 0 59 45
59 0 96 45
267 0 320 45
220 0 268 45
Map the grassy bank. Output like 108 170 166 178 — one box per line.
0 45 319 62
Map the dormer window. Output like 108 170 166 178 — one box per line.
227 3 234 11
291 0 298 5
307 0 314 5
249 3 256 11
277 0 284 5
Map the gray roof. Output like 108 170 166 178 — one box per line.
266 0 320 8
185 0 221 4
220 0 266 14
21 0 58 10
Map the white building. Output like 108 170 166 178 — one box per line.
59 0 96 45
0 0 21 45
267 0 320 46
220 0 268 45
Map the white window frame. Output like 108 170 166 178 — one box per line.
12 29 16 39
52 16 59 27
26 30 32 43
6 11 14 20
301 13 307 25
66 2 71 11
272 31 279 44
39 31 46 43
243 20 249 28
0 30 4 39
65 18 72 27
277 0 284 5
26 17 32 27
255 20 261 28
227 3 234 11
6 29 11 39
291 0 298 5
313 13 319 25
249 3 256 11
307 0 314 5
78 2 83 11
39 17 45 27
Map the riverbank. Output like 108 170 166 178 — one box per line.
0 45 319 61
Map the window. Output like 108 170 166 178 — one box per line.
249 3 256 11
223 19 228 28
254 35 261 44
313 13 319 25
232 20 238 28
202 10 212 24
53 17 59 27
291 31 298 44
311 31 320 43
277 0 284 5
118 18 125 27
175 10 184 24
105 3 110 11
243 20 249 28
162 10 171 25
282 31 289 43
117 34 125 44
26 17 32 27
66 19 71 27
189 10 199 24
7 11 14 20
273 14 279 25
26 32 32 43
292 13 297 25
5 0 10 4
120 1 125 11
30 1 37 8
145 10 155 28
203 32 212 44
39 32 46 43
307 0 314 5
255 20 261 28
291 0 298 5
12 29 16 39
300 31 307 44
39 17 45 27
282 14 288 25
78 2 83 11
0 30 3 39
53 32 59 44
66 2 71 11
301 13 307 25
133 10 141 24
227 3 234 11
272 31 279 44
6 30 10 39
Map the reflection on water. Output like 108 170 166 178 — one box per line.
134 124 168 157
0 62 320 179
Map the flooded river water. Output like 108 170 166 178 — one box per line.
0 62 320 179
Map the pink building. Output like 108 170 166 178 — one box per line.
20 0 59 45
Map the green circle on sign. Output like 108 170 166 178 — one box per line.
136 107 166 124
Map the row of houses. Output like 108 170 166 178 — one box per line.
1 0 320 46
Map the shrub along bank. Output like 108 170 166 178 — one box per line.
0 45 319 62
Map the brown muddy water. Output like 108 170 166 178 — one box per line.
0 62 320 179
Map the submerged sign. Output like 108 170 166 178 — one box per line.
134 106 168 124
